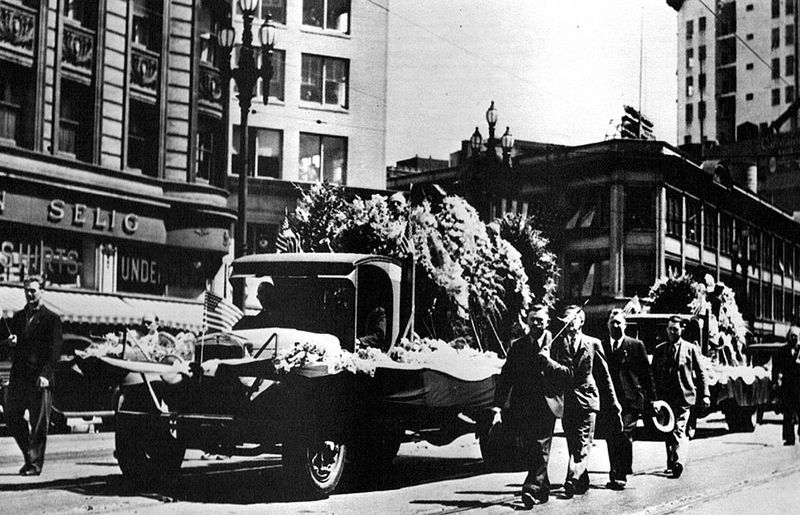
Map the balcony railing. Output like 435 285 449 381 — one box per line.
198 62 223 115
130 45 159 100
62 20 94 78
0 1 36 61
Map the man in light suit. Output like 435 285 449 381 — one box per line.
652 316 710 478
0 275 62 476
493 305 563 508
602 309 656 490
550 305 620 498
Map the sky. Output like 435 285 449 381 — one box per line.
384 0 679 165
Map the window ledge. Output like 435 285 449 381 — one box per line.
298 103 349 114
300 25 351 40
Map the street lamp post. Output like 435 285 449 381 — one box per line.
218 2 275 308
467 102 515 220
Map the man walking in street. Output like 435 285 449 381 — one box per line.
778 321 800 445
550 305 619 498
0 275 63 476
602 308 656 490
652 316 709 478
492 305 563 508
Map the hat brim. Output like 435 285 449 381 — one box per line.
651 400 675 433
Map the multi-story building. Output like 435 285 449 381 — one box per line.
390 138 800 339
225 0 389 254
0 0 236 331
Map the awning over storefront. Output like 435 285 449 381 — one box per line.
0 286 204 333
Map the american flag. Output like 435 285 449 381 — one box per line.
203 291 244 333
275 215 302 253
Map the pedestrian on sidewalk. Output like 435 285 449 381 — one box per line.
550 305 619 498
778 321 800 445
492 305 564 508
652 315 709 478
601 308 656 490
0 275 63 476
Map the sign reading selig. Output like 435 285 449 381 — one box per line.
0 190 166 242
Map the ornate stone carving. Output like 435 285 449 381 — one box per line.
0 2 36 55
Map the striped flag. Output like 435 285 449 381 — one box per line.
275 215 302 253
203 291 244 333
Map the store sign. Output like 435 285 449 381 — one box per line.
117 248 206 295
47 199 139 234
0 236 82 286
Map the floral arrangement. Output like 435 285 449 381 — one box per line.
80 331 196 362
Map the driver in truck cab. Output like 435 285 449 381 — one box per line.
233 279 282 330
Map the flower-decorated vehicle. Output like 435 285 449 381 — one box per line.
110 253 504 498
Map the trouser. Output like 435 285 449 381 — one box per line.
665 405 692 469
563 408 596 491
607 411 638 482
5 381 52 472
782 399 800 443
515 408 557 498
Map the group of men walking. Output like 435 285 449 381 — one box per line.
494 305 709 508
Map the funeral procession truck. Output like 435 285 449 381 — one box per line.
96 253 507 498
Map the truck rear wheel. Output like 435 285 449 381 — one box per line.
724 405 758 433
283 436 348 499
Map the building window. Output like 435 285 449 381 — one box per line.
624 186 652 230
773 0 780 18
763 234 773 271
749 228 761 268
59 79 93 162
720 213 733 255
301 54 349 108
666 189 682 238
686 20 693 39
788 55 796 77
773 27 781 49
231 126 283 178
787 244 794 277
127 99 158 176
685 103 694 123
686 197 700 243
788 86 795 103
253 49 285 102
686 48 694 69
790 0 796 16
773 88 782 105
299 133 347 184
699 16 706 32
302 0 351 34
773 58 781 79
704 205 717 250
684 135 692 145
746 93 754 101
261 0 286 24
777 241 786 275
564 189 609 231
788 25 795 45
699 73 706 92
248 223 278 254
686 76 694 97
746 33 754 40
776 289 785 322
746 62 754 70
63 0 97 27
196 115 223 184
746 4 754 12
699 45 706 61
196 126 215 183
132 0 162 51
0 70 29 146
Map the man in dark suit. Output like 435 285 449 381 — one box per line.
550 305 620 498
0 275 63 476
602 308 656 490
652 316 709 478
778 322 800 445
233 279 282 330
493 305 563 508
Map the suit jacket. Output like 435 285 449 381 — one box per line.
652 338 709 408
603 335 656 413
6 305 63 385
777 344 800 400
550 332 607 413
495 330 564 418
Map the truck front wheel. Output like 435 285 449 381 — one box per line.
283 436 348 499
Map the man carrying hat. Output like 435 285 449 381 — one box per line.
652 315 710 478
550 304 619 498
602 308 656 490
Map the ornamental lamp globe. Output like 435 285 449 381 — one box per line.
485 100 498 126
470 127 483 152
238 0 258 15
501 126 514 153
217 26 236 52
258 15 275 47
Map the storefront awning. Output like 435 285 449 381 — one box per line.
0 286 204 333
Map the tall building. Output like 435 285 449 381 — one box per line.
225 0 389 254
0 0 236 331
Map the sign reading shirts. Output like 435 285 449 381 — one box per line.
0 232 83 286
116 246 206 295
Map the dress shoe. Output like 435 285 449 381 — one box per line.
784 440 795 446
521 490 548 508
575 474 590 495
563 480 575 499
20 466 40 476
672 462 683 479
606 479 626 490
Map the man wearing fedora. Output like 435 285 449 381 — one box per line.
550 304 619 498
652 315 709 478
0 275 62 476
602 308 656 490
492 305 564 508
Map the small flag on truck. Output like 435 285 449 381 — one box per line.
204 291 243 333
276 214 302 253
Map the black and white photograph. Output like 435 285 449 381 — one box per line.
1 0 799 513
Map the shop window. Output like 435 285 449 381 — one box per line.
127 99 158 176
298 132 347 184
763 234 773 271
231 126 282 178
567 258 611 300
301 54 349 108
686 197 700 243
763 284 773 319
624 186 652 230
666 189 682 237
59 79 93 162
704 205 717 250
565 189 608 231
720 213 733 255
302 0 350 33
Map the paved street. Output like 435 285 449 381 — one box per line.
1 413 799 514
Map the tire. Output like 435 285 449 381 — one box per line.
115 396 184 489
283 435 348 499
